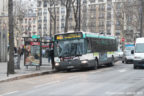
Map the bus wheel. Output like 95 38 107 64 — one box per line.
122 60 124 63
66 69 71 72
133 65 138 69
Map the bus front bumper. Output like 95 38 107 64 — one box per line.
55 60 94 70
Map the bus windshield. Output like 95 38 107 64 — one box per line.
54 39 86 57
135 43 144 53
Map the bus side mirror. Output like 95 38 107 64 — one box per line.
131 50 134 54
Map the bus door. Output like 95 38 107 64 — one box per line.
99 52 108 64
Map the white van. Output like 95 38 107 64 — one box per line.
133 38 144 69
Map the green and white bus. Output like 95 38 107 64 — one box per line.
54 32 118 71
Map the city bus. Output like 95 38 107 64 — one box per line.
54 31 118 71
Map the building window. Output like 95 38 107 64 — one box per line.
43 1 47 7
99 13 104 19
116 21 120 26
25 19 27 23
33 18 36 23
90 0 95 3
107 4 111 10
83 0 87 4
38 1 41 7
107 29 111 35
115 30 120 36
107 21 111 26
99 21 104 27
99 0 104 2
107 0 112 2
99 4 105 11
107 12 111 19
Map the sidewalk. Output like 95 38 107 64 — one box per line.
0 57 54 83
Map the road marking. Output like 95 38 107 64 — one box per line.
1 91 18 96
118 69 127 73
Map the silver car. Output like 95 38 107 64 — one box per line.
122 46 134 64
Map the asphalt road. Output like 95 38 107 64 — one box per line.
1 61 144 96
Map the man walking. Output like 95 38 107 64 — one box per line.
50 48 55 69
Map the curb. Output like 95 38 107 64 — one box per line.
0 70 56 83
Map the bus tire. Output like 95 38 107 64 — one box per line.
122 60 124 63
66 69 71 72
133 65 138 69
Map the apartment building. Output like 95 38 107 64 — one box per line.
0 0 8 16
0 0 8 62
37 0 136 42
14 0 38 47
37 0 50 37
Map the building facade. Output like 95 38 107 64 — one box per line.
37 0 138 43
0 0 8 62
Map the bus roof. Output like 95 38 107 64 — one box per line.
83 32 115 39
54 31 116 40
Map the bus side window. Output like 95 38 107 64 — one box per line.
87 39 92 53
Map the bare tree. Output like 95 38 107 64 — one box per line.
72 0 79 31
8 0 15 74
47 0 57 35
112 0 141 50
140 0 144 37
13 0 28 47
61 0 73 32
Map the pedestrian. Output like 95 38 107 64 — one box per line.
42 49 45 57
50 48 55 69
14 47 17 54
16 47 21 69
46 48 51 63
18 47 22 58
20 47 25 57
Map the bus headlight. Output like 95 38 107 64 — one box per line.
81 60 88 64
55 63 60 66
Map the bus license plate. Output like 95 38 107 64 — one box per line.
67 66 74 69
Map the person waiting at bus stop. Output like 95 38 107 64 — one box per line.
46 43 55 69
46 48 51 63
50 48 55 69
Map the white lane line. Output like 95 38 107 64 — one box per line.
118 69 127 73
34 81 60 88
1 91 18 96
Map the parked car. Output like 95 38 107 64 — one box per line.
122 45 134 64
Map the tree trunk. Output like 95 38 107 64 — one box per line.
64 0 72 33
141 0 144 37
54 18 56 34
64 11 69 33
8 0 15 74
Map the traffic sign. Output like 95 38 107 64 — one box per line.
121 38 125 42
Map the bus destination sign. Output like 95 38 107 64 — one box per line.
55 33 82 40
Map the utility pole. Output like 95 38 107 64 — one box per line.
7 0 15 75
